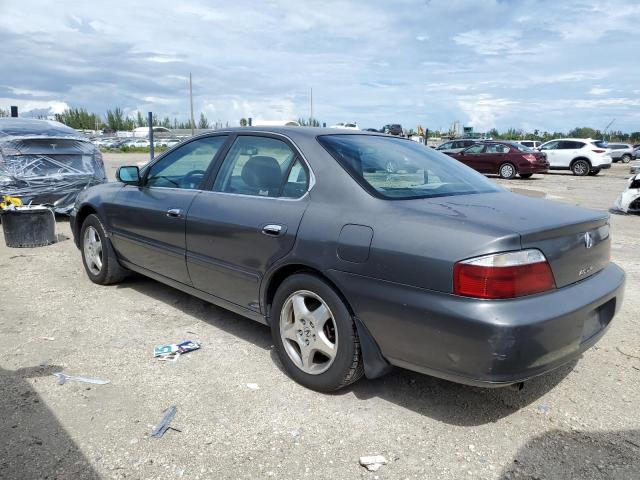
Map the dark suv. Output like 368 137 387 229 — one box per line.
381 124 403 136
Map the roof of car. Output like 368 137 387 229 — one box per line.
193 126 394 139
0 117 84 139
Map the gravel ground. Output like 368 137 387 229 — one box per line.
1 153 639 480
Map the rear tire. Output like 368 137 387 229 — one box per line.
271 273 364 392
498 163 517 179
519 173 533 179
621 154 631 164
80 214 127 285
571 159 590 176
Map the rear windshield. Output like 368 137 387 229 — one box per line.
512 143 532 152
592 140 608 148
318 134 502 200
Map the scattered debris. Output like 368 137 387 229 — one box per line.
53 373 110 385
246 383 260 390
359 455 387 472
151 405 178 438
154 340 200 361
41 336 55 341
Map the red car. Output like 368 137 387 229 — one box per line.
447 141 549 179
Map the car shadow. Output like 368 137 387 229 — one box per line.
0 364 100 479
500 428 640 479
116 275 575 427
115 274 273 351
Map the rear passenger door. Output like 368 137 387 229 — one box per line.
185 134 310 312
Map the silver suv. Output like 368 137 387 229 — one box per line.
608 143 634 163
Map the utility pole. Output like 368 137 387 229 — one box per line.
189 73 195 136
310 87 313 126
148 111 154 161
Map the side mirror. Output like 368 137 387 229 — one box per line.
116 166 140 185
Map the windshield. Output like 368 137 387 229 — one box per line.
318 134 502 200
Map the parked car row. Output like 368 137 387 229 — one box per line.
92 137 181 149
436 138 619 179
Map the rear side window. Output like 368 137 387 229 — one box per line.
318 134 501 200
486 144 509 153
213 136 298 198
558 141 584 149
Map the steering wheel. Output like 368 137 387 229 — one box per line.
180 169 206 189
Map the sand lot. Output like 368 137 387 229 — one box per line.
1 153 638 479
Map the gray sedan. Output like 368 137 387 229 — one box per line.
70 128 625 392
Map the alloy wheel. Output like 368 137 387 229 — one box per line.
573 160 588 176
279 290 338 375
83 226 103 275
500 163 515 178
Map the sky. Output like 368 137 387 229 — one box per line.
1 0 639 132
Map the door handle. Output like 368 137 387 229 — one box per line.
261 224 284 236
166 208 183 218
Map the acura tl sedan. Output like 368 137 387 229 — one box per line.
71 128 625 392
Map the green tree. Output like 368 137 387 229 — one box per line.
198 112 210 129
54 108 103 130
136 111 146 128
0 108 8 118
239 118 248 127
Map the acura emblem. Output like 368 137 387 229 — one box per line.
584 232 594 249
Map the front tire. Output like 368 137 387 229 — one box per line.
80 214 127 285
571 159 590 176
621 154 631 164
271 273 364 392
498 163 517 179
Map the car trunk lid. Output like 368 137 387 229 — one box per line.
418 192 611 288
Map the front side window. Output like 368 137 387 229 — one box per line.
146 136 227 189
541 141 559 150
437 142 452 150
318 135 501 200
213 136 298 197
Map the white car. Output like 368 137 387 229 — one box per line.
538 138 611 176
125 138 150 148
516 140 541 149
329 122 359 130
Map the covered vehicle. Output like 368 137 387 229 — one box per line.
0 118 107 213
613 173 640 214
71 128 624 392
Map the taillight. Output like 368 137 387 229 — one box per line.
523 154 537 162
592 149 606 153
453 249 556 299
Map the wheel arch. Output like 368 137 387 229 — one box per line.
73 204 98 247
570 156 591 167
262 262 392 379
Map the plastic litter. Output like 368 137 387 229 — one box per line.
152 405 178 438
246 383 260 390
154 340 200 361
53 373 110 385
359 455 387 472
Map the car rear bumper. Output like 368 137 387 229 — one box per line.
327 263 625 387
519 163 549 174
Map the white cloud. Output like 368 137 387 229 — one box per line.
588 87 612 95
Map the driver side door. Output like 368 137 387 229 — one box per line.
109 135 229 284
